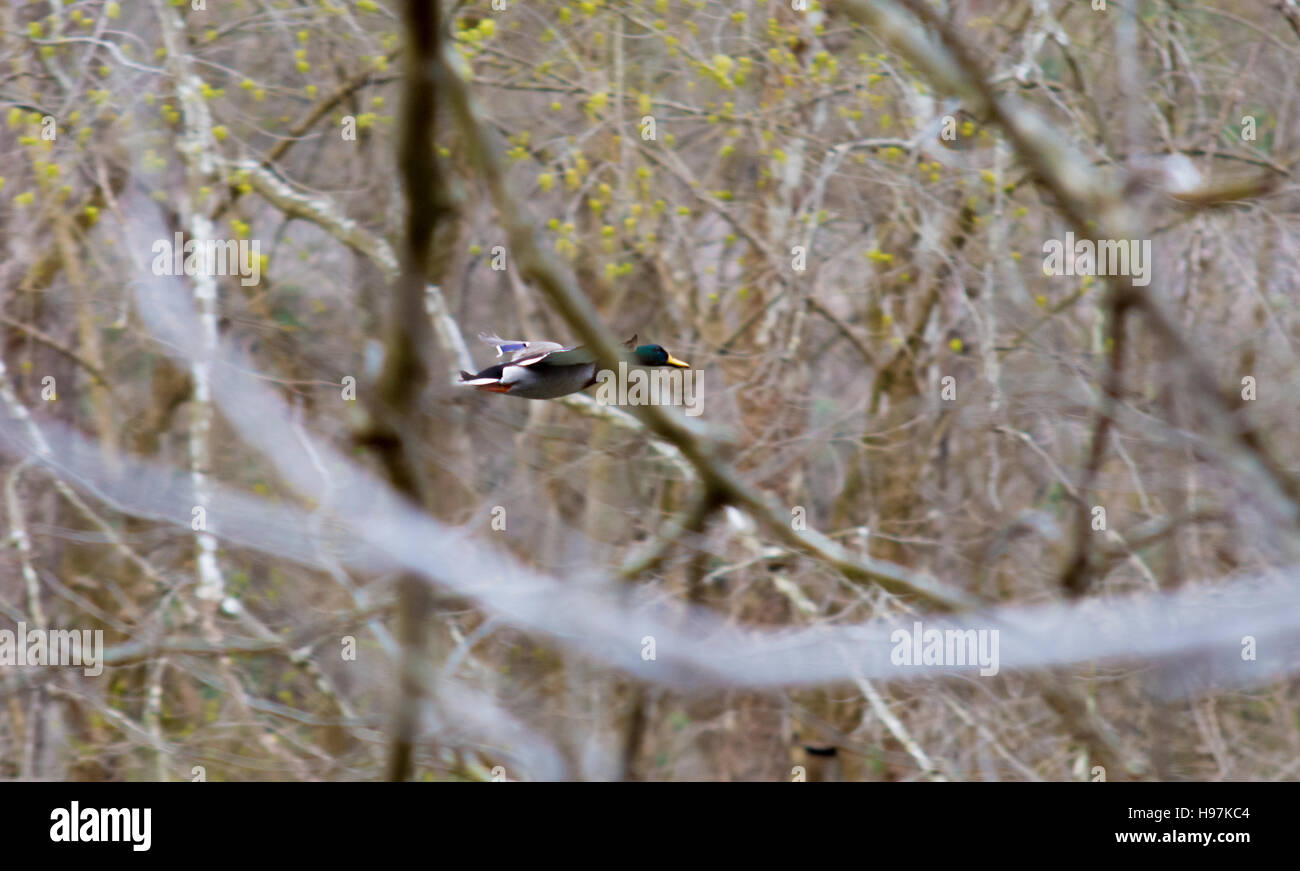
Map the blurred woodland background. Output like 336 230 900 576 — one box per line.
2 0 1300 781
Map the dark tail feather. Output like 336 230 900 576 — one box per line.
459 370 475 381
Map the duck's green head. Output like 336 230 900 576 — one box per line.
631 344 690 368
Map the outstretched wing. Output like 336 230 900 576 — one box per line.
478 332 567 361
476 333 605 368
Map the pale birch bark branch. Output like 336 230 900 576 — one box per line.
151 0 225 605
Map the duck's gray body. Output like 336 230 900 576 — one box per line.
459 335 600 399
467 357 598 398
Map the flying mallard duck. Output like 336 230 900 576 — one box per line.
459 333 689 399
